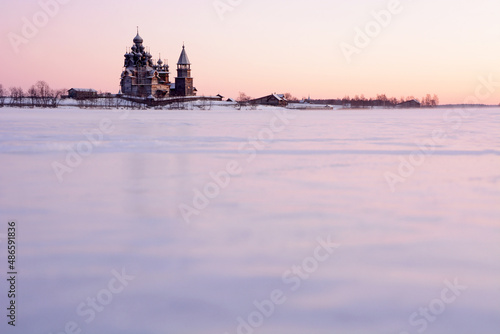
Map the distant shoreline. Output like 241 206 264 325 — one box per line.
0 102 498 112
1 95 499 111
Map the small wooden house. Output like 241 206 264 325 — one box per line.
396 99 421 109
68 88 98 100
249 94 288 106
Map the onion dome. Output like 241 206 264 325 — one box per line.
133 27 143 44
133 33 143 44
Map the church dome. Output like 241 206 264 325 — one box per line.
133 33 143 44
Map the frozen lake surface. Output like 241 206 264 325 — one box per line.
0 106 499 334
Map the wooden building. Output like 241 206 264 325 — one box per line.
248 94 288 106
396 99 421 108
68 88 98 99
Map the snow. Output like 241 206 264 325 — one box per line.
0 107 499 334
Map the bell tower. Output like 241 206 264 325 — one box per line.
174 44 194 96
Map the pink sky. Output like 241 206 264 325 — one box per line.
1 0 499 104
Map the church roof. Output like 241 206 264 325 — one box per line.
177 45 190 65
69 88 97 93
133 27 143 44
133 33 143 44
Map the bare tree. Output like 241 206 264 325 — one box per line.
283 92 298 102
376 94 388 102
49 89 66 108
9 87 25 107
28 85 39 108
420 94 439 107
35 81 52 107
237 92 252 102
432 94 439 107
426 94 433 107
0 84 5 107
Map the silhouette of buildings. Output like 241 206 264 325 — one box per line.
120 29 196 98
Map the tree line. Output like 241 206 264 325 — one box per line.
1 84 441 109
0 83 202 110
238 92 440 107
0 81 66 108
0 82 141 109
335 94 440 108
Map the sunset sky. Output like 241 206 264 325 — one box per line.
1 0 499 104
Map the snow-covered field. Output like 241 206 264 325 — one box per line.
0 106 499 334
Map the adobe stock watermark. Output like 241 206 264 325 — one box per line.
340 0 404 64
51 109 131 183
8 0 73 54
178 109 296 224
51 118 115 183
213 0 243 21
48 267 135 334
399 278 467 334
384 74 499 193
224 235 340 334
